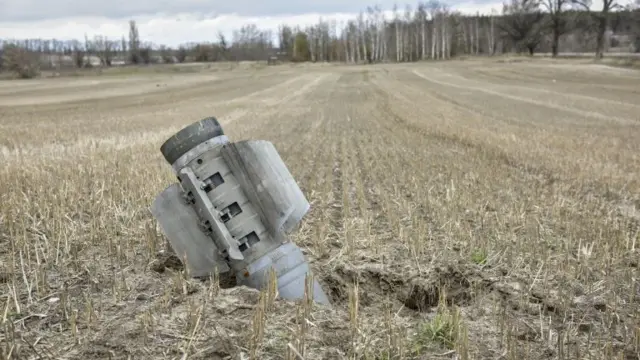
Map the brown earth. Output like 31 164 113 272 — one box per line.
0 59 639 360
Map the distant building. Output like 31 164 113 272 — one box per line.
267 51 289 64
39 54 102 68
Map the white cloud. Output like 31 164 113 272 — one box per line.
0 4 503 47
0 0 612 47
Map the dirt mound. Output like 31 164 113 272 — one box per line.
150 251 237 288
150 251 184 273
323 260 492 312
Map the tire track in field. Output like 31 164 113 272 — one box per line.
382 69 546 132
363 70 546 258
376 67 636 188
366 72 453 172
351 119 391 243
223 73 336 140
375 67 640 219
337 70 398 248
242 73 338 188
465 68 640 108
379 68 640 179
322 72 374 250
370 70 562 187
304 120 335 256
366 70 463 257
289 75 339 189
224 73 319 107
413 69 638 124
327 118 345 249
499 64 640 104
428 65 640 118
283 75 341 256
0 72 293 147
0 71 295 118
0 74 226 106
396 68 639 187
0 73 331 162
338 69 422 249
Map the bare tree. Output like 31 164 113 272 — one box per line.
159 46 174 63
404 5 414 61
475 12 481 54
576 0 623 58
128 20 141 64
488 9 498 54
7 1 636 70
139 43 152 64
416 2 428 60
217 32 229 60
367 7 378 62
1 44 40 78
176 46 188 63
94 36 115 66
542 0 575 57
72 41 85 68
500 0 546 55
379 8 388 62
440 5 450 59
84 34 95 67
393 4 402 62
632 0 640 52
120 36 127 62
427 0 441 59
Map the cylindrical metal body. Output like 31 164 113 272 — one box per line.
169 132 282 270
156 118 330 306
242 242 330 305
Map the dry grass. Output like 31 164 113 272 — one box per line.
0 58 639 360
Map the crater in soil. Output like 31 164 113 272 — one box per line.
151 249 495 314
320 260 494 312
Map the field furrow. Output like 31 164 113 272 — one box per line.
1 60 638 360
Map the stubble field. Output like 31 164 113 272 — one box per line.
0 59 639 360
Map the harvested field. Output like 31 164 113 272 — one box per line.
0 59 639 360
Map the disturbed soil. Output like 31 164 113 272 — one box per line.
0 59 639 360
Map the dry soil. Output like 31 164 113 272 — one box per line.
0 59 639 360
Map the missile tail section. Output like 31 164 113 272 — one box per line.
151 117 330 306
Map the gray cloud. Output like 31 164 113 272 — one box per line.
0 0 490 22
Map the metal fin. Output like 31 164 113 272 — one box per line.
151 184 230 277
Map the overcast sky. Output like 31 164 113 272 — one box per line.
0 0 609 47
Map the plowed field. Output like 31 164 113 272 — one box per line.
1 59 639 360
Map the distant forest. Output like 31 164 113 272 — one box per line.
1 0 639 78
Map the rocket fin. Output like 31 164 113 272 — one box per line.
151 183 230 277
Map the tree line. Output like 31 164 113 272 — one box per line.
1 0 639 78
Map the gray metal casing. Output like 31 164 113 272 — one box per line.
154 135 280 271
151 135 306 270
220 140 310 236
151 183 231 276
151 131 329 305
